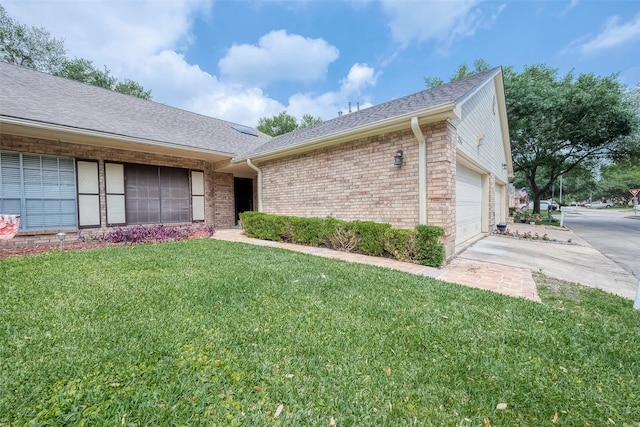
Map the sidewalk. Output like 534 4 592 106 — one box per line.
459 221 638 300
213 228 541 302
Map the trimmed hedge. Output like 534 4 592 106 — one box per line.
239 212 445 267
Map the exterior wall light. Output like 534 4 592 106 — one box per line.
394 149 404 166
56 232 66 250
502 163 507 170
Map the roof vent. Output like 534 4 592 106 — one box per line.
231 124 259 137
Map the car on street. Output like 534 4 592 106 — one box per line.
585 201 613 208
523 200 560 211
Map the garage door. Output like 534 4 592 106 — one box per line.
494 184 504 225
456 163 482 245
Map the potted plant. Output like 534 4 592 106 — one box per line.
496 223 507 232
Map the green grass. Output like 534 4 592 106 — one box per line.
1 240 639 426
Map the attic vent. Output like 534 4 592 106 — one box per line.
231 124 259 137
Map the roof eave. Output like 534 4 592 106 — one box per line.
1 116 234 163
235 102 457 163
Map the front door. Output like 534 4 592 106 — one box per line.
234 178 254 225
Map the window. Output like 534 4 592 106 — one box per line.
0 151 77 231
122 164 191 224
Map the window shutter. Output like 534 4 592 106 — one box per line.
191 171 205 221
77 161 100 227
105 163 126 225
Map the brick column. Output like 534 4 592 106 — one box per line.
425 121 457 260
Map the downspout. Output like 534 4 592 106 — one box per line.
411 117 427 225
246 159 263 212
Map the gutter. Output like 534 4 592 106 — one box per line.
246 159 263 212
234 102 457 163
411 117 427 225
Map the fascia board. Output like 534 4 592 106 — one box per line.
237 102 457 163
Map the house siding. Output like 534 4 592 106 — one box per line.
0 133 234 247
256 120 459 258
259 128 421 229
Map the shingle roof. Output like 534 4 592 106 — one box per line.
0 61 270 156
240 67 501 159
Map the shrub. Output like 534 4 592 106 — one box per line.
414 225 445 267
326 223 358 252
240 212 291 242
384 228 417 262
290 217 325 246
352 220 391 256
86 224 216 244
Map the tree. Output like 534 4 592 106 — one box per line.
299 113 323 130
55 58 116 89
424 59 491 88
598 157 640 205
0 4 151 100
506 65 639 213
257 111 323 136
115 79 152 100
0 4 66 74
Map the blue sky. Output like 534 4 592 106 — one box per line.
4 1 640 127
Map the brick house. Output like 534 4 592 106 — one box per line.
1 62 512 259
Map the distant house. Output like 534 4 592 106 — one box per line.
0 62 512 259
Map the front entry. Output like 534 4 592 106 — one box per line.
234 177 254 225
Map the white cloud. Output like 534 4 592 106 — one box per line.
1 1 373 126
218 30 340 86
380 0 504 50
340 63 379 93
575 13 640 55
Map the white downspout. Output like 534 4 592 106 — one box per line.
411 117 427 225
246 159 263 212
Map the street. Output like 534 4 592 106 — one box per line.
563 207 640 279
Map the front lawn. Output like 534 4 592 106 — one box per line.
1 240 639 425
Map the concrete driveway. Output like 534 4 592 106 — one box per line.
458 219 639 300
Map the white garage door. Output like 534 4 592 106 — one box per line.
494 184 504 225
456 163 482 245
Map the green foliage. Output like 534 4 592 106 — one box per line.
414 225 445 267
256 110 323 136
290 216 325 246
0 5 151 99
424 58 491 88
505 64 638 213
239 212 444 267
115 79 152 100
384 228 417 262
0 5 66 73
2 241 639 425
352 220 391 256
239 211 290 241
299 113 323 129
599 158 640 204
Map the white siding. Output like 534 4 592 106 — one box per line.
456 163 483 245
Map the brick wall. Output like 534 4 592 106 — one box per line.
1 133 233 247
255 120 462 257
259 129 421 228
425 121 457 259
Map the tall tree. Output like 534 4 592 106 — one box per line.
257 111 323 136
506 65 638 213
598 157 640 205
0 4 151 100
424 59 491 88
0 4 66 73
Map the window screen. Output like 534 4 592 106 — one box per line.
124 164 190 224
